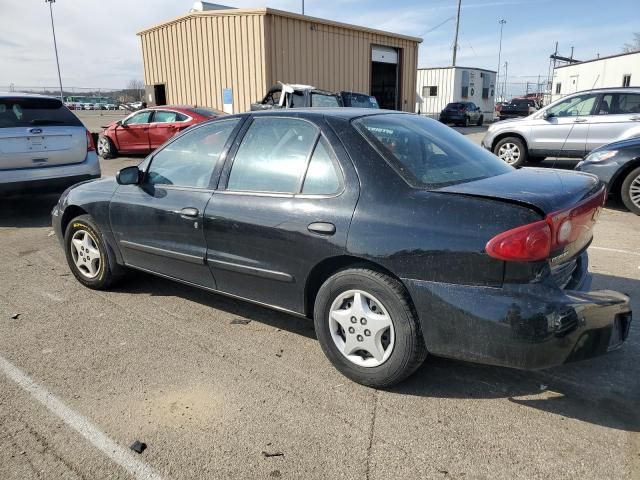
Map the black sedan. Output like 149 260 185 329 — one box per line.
52 109 632 387
439 102 484 126
575 137 640 215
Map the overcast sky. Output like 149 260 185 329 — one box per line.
0 0 637 97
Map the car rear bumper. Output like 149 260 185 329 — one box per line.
440 113 466 122
0 152 100 195
403 253 632 370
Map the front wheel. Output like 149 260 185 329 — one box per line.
314 269 427 387
494 136 528 168
621 166 640 215
462 116 470 127
64 214 123 289
476 115 484 126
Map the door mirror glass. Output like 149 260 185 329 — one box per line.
116 166 141 185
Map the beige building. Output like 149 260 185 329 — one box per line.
137 7 421 113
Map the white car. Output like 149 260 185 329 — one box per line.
0 93 100 195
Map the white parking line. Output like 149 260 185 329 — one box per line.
0 354 162 480
590 246 640 257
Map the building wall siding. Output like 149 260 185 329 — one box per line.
139 10 419 112
140 13 267 112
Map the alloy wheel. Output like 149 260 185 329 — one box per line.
70 230 101 279
630 173 640 209
328 289 395 367
498 142 521 165
97 137 110 156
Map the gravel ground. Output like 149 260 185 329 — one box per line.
0 113 638 479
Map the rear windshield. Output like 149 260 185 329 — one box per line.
445 103 464 109
0 97 82 128
354 114 512 188
510 100 530 107
311 93 340 107
342 93 379 108
190 107 223 118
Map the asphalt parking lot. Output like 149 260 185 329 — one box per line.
1 111 638 479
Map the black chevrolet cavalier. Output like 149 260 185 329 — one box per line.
52 109 632 387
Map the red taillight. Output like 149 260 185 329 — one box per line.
486 189 606 262
86 130 96 152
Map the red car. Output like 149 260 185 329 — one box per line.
96 106 224 158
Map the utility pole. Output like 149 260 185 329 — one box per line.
452 0 462 66
302 0 304 15
503 61 508 100
45 0 64 102
496 19 506 102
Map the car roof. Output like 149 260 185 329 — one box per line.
235 108 411 121
0 92 62 100
566 87 640 95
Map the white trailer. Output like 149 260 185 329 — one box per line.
416 66 497 121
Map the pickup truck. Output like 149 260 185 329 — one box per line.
251 83 341 110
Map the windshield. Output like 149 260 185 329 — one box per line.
0 97 82 128
354 114 512 188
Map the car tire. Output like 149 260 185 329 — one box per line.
313 268 427 387
97 136 117 159
462 116 470 127
64 214 123 290
494 136 528 168
476 115 484 126
620 166 640 215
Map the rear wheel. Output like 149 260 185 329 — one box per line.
494 136 527 168
621 166 640 215
97 136 117 159
314 268 427 387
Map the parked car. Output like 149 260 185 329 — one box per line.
439 102 483 126
483 87 640 167
251 83 341 110
339 91 379 108
97 106 223 158
575 137 640 214
52 109 631 387
498 98 538 120
0 93 100 195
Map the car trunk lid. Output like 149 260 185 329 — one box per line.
0 126 88 170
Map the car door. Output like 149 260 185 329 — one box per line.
109 118 242 287
148 110 191 150
527 93 598 157
585 92 640 153
203 115 360 314
115 110 152 153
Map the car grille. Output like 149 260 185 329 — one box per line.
550 258 578 289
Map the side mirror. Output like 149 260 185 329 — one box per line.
116 166 141 185
542 110 553 120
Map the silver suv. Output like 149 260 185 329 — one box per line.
0 93 100 195
482 87 640 167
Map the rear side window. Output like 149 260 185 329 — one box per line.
354 114 512 188
311 93 340 107
302 139 341 195
599 93 640 115
153 111 181 123
0 97 82 128
227 118 319 193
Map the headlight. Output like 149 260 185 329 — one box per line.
584 150 618 163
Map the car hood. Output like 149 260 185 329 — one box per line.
438 168 601 214
590 137 640 153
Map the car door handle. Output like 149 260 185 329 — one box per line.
176 207 199 218
573 118 588 123
308 222 336 235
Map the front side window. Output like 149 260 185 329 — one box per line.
354 114 511 188
227 118 319 193
311 93 340 107
146 119 239 188
124 111 152 125
546 94 597 117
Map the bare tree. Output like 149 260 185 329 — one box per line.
127 79 144 101
622 32 640 53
